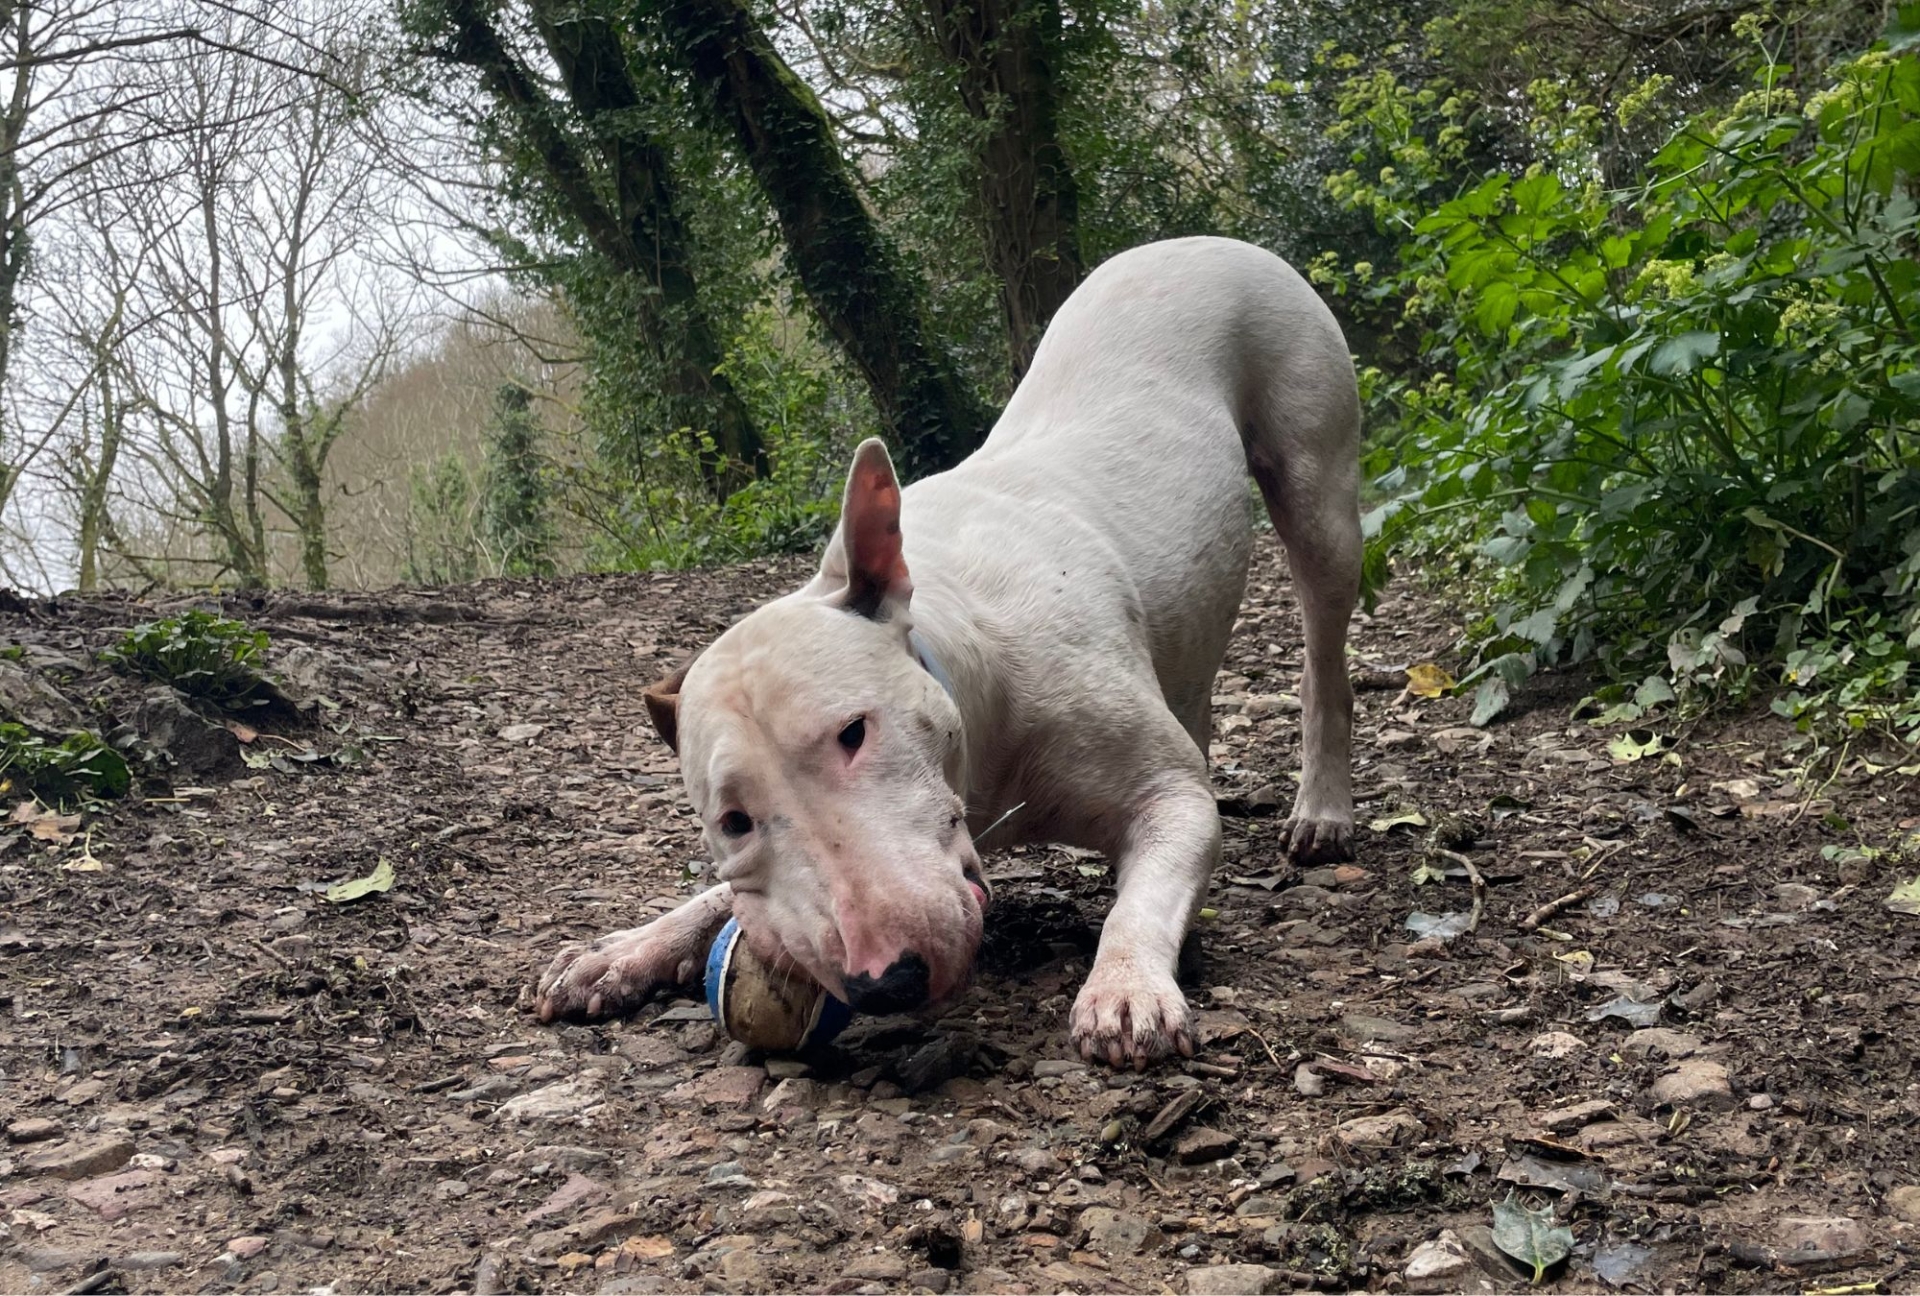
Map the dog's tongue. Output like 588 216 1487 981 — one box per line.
967 879 989 911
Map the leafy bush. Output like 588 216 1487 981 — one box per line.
1324 11 1920 748
103 611 275 710
579 305 852 571
0 723 131 803
483 382 557 578
406 451 481 585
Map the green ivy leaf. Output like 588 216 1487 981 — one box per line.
1491 1193 1574 1283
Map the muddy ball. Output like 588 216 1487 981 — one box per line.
705 917 852 1052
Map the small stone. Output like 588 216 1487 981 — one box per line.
667 1066 766 1111
1340 1013 1418 1045
1174 1127 1239 1165
1772 882 1821 911
1080 1207 1160 1255
1748 1093 1775 1111
1621 1028 1709 1059
907 1268 953 1294
1032 1059 1086 1078
1533 1099 1616 1132
499 723 545 742
1185 1263 1280 1294
763 1078 824 1112
229 1235 271 1260
764 1058 810 1080
494 1074 608 1123
900 1036 974 1093
1403 1230 1473 1292
19 1247 106 1274
20 1134 135 1180
1329 1109 1423 1155
119 1251 185 1270
525 1173 611 1223
1649 1059 1734 1110
436 1179 470 1200
1775 1217 1865 1257
844 1253 910 1281
1377 729 1421 750
1529 1031 1587 1059
7 1117 65 1144
1887 1186 1920 1224
61 1078 107 1106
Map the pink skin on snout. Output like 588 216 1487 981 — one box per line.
677 598 987 1011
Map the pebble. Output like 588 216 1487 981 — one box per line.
1649 1059 1734 1110
1888 1186 1920 1224
1621 1027 1710 1059
436 1179 470 1200
1080 1206 1160 1255
1032 1059 1086 1078
494 1073 609 1122
907 1267 952 1293
1774 1216 1865 1257
1528 1031 1587 1059
843 1252 909 1281
1328 1109 1423 1154
62 1078 107 1106
68 1168 158 1220
1403 1230 1473 1292
1340 1013 1419 1044
1184 1263 1280 1294
1748 1093 1775 1111
229 1235 271 1260
7 1117 65 1144
1533 1099 1616 1132
1174 1127 1239 1165
20 1134 135 1180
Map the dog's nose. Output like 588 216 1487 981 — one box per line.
842 952 932 1014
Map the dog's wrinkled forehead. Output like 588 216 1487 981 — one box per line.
680 600 919 746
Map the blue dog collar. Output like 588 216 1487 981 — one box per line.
908 628 957 702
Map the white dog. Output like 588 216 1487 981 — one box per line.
537 236 1361 1067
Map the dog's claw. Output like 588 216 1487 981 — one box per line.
533 926 700 1024
1069 961 1192 1070
1282 814 1355 865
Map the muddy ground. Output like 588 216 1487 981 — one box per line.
2 534 1918 1295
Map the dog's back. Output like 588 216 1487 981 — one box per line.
902 236 1360 745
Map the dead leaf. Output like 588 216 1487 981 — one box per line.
323 857 396 904
11 802 81 845
1887 876 1920 917
1406 662 1456 698
1369 810 1430 834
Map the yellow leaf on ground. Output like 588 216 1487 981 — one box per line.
1406 662 1456 698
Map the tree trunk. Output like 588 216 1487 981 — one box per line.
437 0 762 496
640 0 994 477
924 0 1083 378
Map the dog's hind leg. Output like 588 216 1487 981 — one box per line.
1246 373 1362 864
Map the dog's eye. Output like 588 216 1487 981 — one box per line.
838 718 866 753
719 810 753 838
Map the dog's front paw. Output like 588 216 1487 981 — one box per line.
535 927 703 1024
1070 960 1194 1070
1282 814 1354 864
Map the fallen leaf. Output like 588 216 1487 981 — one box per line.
1405 910 1472 941
1491 1192 1574 1283
324 857 396 904
1470 676 1510 727
1406 662 1455 698
1887 876 1920 917
1496 1153 1606 1195
1606 730 1668 763
1369 810 1429 834
11 803 82 845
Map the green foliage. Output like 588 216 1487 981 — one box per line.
1334 11 1920 747
482 382 556 578
0 723 131 804
406 451 480 585
582 306 851 569
104 611 275 710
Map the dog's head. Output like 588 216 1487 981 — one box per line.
643 439 987 1013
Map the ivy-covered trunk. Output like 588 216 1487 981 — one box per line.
640 0 994 477
925 0 1083 377
437 0 764 496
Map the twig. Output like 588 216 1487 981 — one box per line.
1434 847 1486 933
1519 885 1599 932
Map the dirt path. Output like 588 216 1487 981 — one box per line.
3 536 1918 1295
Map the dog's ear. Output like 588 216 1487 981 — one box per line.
642 657 696 754
828 438 913 619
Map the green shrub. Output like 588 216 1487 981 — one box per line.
0 723 131 803
1325 10 1920 749
103 611 275 710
